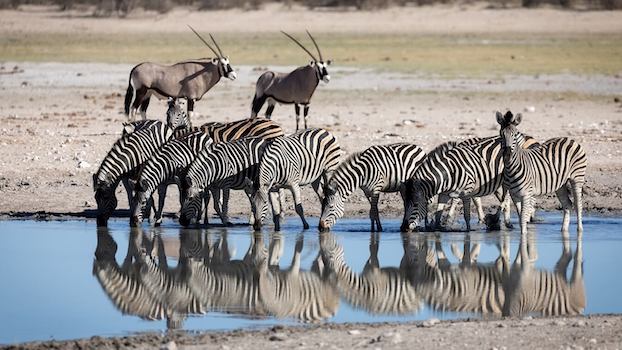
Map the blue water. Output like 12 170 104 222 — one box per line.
0 214 620 344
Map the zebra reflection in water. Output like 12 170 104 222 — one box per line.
94 228 338 327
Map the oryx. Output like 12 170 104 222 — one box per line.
250 30 331 131
124 25 237 122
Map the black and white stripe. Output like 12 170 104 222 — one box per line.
93 120 173 226
253 128 341 231
130 130 213 226
497 111 587 235
179 137 268 227
319 143 426 232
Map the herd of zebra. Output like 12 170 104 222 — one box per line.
94 227 584 328
93 104 587 235
94 28 587 235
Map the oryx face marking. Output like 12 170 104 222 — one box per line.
220 57 237 81
316 61 330 83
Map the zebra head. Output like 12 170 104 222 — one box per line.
179 176 203 227
93 173 118 227
282 30 331 84
252 184 271 231
497 110 523 155
166 98 190 131
400 178 428 232
188 26 237 81
319 182 344 232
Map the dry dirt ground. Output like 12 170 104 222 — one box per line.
5 315 622 350
0 4 622 348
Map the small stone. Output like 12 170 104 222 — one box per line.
160 341 177 350
348 330 361 335
554 320 566 326
497 323 507 328
524 106 536 113
588 338 597 344
614 97 620 103
423 318 440 327
78 161 91 169
269 333 287 341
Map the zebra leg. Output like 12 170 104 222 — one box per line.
303 104 310 129
211 189 227 225
290 184 310 230
556 185 573 233
434 194 449 229
498 189 513 229
294 104 301 131
473 197 485 224
462 197 472 231
290 233 304 274
221 188 232 226
269 190 282 231
369 193 382 232
444 197 459 228
244 187 256 225
139 96 150 120
518 196 533 236
570 179 584 234
155 183 168 226
187 99 195 122
203 190 212 225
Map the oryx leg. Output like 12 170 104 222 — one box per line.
251 94 267 118
187 99 195 121
294 104 301 131
139 96 150 120
290 184 309 230
303 104 310 129
265 102 275 119
130 87 148 121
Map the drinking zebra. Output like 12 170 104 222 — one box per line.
179 137 268 227
497 111 587 235
318 143 426 232
130 130 214 227
400 134 539 232
253 128 341 231
93 120 173 226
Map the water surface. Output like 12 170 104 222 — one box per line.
0 214 620 344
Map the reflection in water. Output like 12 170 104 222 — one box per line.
94 228 585 330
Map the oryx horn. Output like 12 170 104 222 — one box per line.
209 33 225 58
187 25 221 58
281 30 318 62
306 30 323 61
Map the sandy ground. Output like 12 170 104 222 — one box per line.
5 315 622 350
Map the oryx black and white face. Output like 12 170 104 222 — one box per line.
312 60 331 83
216 56 236 81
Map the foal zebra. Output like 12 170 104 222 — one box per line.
93 120 173 226
130 130 213 226
497 111 587 235
319 143 426 232
400 134 538 232
253 128 341 231
179 137 268 227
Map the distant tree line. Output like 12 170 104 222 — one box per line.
0 0 619 12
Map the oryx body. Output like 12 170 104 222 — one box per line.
124 26 236 121
250 31 331 131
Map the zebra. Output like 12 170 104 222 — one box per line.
318 231 422 315
502 231 585 316
250 31 331 131
124 27 236 121
179 137 268 227
497 111 587 235
93 120 173 227
130 130 213 226
318 143 426 232
253 128 341 231
400 135 539 232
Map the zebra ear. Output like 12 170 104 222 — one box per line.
123 123 135 135
495 111 505 126
513 113 523 126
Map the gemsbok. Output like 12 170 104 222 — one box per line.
124 25 237 122
250 30 331 131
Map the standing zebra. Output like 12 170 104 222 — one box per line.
400 135 539 232
497 111 587 235
93 120 173 226
130 130 213 226
179 137 268 227
253 128 341 231
319 143 426 232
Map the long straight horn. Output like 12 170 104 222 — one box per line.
187 25 221 58
209 33 225 58
306 30 323 61
281 31 317 62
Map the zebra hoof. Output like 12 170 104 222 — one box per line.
505 222 514 229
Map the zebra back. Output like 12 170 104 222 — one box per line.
200 118 284 143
